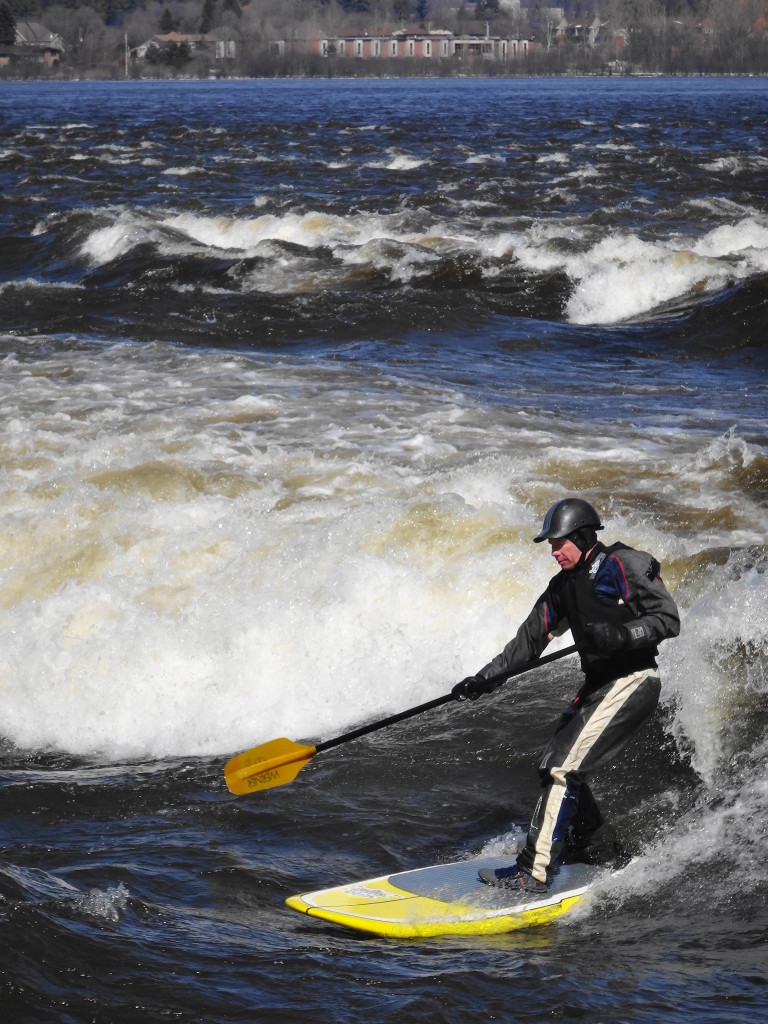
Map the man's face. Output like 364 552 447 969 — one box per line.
549 536 582 571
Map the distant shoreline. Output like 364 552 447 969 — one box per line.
3 71 768 84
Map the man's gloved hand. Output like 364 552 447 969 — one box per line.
584 622 629 651
452 674 497 701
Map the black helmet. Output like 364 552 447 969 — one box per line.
534 499 603 543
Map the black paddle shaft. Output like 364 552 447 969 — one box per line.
315 644 578 755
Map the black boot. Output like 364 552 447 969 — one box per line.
565 821 628 868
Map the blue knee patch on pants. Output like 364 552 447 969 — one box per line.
552 782 579 846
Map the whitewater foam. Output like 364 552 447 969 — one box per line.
67 198 768 327
562 217 768 324
0 342 765 763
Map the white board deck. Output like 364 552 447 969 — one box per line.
286 857 604 938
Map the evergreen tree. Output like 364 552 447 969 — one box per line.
201 0 215 33
160 8 174 33
0 0 16 46
168 39 191 65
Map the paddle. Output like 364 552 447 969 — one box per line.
224 644 578 796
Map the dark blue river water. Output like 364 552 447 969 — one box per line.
1 77 767 1022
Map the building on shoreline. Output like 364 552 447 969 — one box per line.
132 30 236 62
270 28 534 64
0 21 64 68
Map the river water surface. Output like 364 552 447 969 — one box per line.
1 77 767 1022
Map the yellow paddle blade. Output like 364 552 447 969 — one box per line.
224 737 317 796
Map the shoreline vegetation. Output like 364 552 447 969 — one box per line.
3 69 768 82
2 0 768 80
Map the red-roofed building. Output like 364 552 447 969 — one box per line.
271 29 533 63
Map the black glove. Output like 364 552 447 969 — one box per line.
452 674 497 701
583 622 629 651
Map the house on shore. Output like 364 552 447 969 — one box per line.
132 30 236 63
0 21 65 68
556 15 628 50
271 29 534 64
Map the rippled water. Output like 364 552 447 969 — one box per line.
1 77 767 1023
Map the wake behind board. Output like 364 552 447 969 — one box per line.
286 857 606 939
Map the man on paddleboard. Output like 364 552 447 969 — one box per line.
453 498 680 894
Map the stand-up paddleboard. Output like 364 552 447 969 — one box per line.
286 857 608 938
